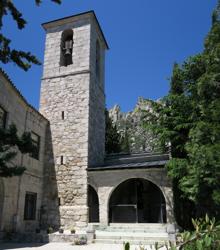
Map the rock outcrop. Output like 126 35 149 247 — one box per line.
109 97 160 153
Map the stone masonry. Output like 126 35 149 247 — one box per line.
0 69 48 233
40 12 108 229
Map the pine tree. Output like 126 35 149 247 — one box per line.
105 110 121 154
0 0 61 71
0 124 35 177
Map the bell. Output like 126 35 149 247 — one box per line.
65 48 71 55
64 40 73 55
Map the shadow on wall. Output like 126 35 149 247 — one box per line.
40 124 60 231
0 180 4 232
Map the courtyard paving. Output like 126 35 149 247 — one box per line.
0 242 165 250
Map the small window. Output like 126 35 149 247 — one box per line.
30 132 40 160
62 111 64 120
60 156 64 165
60 29 73 67
24 192 37 220
0 106 7 129
96 40 101 79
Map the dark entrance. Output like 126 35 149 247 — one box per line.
88 185 99 222
109 178 166 223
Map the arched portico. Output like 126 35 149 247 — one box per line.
109 178 166 223
88 167 175 225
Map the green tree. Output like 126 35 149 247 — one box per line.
0 0 61 71
0 124 35 177
105 110 121 154
143 1 220 229
120 128 130 154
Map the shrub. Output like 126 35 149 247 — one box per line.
47 226 53 234
124 242 130 250
151 215 220 250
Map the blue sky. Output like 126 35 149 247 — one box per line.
1 0 217 112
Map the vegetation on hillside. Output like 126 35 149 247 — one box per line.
105 109 122 154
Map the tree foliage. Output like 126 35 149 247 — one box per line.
153 215 220 250
105 109 132 154
0 0 61 71
143 1 220 228
105 110 122 154
0 124 35 177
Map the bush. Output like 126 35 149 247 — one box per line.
47 226 53 234
74 236 87 245
124 242 130 250
151 215 220 250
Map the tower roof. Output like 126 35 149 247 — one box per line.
42 10 109 49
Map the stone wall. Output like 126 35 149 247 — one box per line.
40 13 107 229
0 70 48 233
88 20 106 167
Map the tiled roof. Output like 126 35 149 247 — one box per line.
88 152 170 171
0 68 48 121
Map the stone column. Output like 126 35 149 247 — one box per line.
98 187 112 226
164 187 175 223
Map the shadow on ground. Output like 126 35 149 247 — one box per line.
0 243 45 250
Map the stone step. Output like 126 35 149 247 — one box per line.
94 238 168 245
96 233 168 240
107 223 167 233
103 228 167 233
109 223 167 228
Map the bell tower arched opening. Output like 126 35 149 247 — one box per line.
60 29 73 67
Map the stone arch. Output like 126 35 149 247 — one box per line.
108 178 167 223
60 29 73 66
88 185 99 222
0 179 4 230
107 175 167 206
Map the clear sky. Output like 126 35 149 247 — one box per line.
1 0 218 112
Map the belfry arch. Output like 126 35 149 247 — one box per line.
108 178 166 223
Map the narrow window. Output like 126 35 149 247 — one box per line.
60 29 73 67
24 192 37 220
96 40 101 79
0 106 7 129
58 197 61 206
62 111 64 120
30 132 40 160
60 156 64 165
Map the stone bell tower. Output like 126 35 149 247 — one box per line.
40 11 108 229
